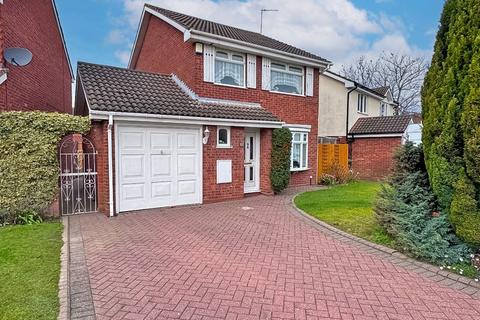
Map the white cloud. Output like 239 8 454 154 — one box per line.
114 50 131 65
105 29 128 45
112 0 427 68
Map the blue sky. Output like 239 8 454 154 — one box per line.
56 0 444 73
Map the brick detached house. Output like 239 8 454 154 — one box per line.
0 0 73 112
348 115 414 180
74 5 330 216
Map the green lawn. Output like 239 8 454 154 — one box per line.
295 181 394 247
0 223 63 320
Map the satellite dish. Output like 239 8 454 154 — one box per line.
3 48 33 67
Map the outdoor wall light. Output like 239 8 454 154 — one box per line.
203 126 210 144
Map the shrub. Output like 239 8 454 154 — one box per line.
319 162 358 185
374 143 470 265
0 112 90 225
319 173 336 186
270 128 292 193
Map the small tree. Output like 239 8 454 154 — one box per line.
270 128 292 193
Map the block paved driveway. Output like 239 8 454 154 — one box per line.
70 191 480 320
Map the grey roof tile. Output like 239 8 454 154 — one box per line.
349 115 412 135
372 86 390 96
146 4 330 64
77 62 280 122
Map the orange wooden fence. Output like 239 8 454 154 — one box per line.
317 144 349 178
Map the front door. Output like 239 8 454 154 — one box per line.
244 130 260 193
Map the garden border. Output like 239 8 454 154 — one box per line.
290 193 480 298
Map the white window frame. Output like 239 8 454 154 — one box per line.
270 61 305 96
214 49 246 88
357 94 367 114
290 132 309 171
217 126 231 148
380 102 387 116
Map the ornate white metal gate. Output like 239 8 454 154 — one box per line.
59 135 97 215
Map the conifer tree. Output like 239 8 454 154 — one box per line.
421 0 480 246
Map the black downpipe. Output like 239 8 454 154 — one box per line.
346 85 357 167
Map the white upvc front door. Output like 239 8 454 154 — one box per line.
244 129 260 193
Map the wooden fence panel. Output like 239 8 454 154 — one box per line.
317 144 348 178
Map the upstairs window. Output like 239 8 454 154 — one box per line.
214 50 245 87
271 61 304 95
380 103 387 116
357 94 367 113
291 132 308 170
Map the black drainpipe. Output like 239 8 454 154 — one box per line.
346 85 357 138
346 85 357 167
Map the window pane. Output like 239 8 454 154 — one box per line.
292 143 301 168
303 133 307 142
232 54 244 62
289 66 303 73
271 62 286 70
271 70 302 94
218 129 228 145
216 51 228 59
293 133 301 141
302 143 307 168
215 60 244 86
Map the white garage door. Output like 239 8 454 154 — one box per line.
117 125 202 212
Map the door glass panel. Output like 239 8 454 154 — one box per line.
249 137 254 160
249 167 254 181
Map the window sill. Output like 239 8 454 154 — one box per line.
290 167 310 172
357 112 369 116
216 145 232 149
213 82 247 90
269 90 305 97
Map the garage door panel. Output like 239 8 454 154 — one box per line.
119 131 145 150
121 183 145 201
177 132 197 149
178 154 197 176
118 125 201 212
178 180 196 195
151 181 172 198
150 132 171 150
121 155 145 179
151 154 172 177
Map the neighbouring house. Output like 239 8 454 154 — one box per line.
0 0 73 113
318 70 397 143
348 115 415 180
74 5 330 216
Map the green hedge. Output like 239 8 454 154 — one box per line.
0 112 90 224
270 128 292 193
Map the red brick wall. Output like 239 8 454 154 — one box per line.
202 126 245 203
86 121 112 214
351 137 402 180
131 13 319 188
134 16 196 89
0 0 72 113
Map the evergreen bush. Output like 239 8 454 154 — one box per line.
421 0 480 246
0 112 90 224
374 143 470 265
270 128 292 193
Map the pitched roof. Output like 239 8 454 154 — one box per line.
323 71 386 99
76 62 280 122
145 4 330 64
349 115 412 135
372 86 389 96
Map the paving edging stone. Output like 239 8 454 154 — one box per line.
290 193 480 298
58 216 70 320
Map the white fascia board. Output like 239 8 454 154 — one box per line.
186 30 329 69
128 8 147 68
356 87 384 100
145 7 187 33
283 123 311 132
89 110 284 128
349 133 403 138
